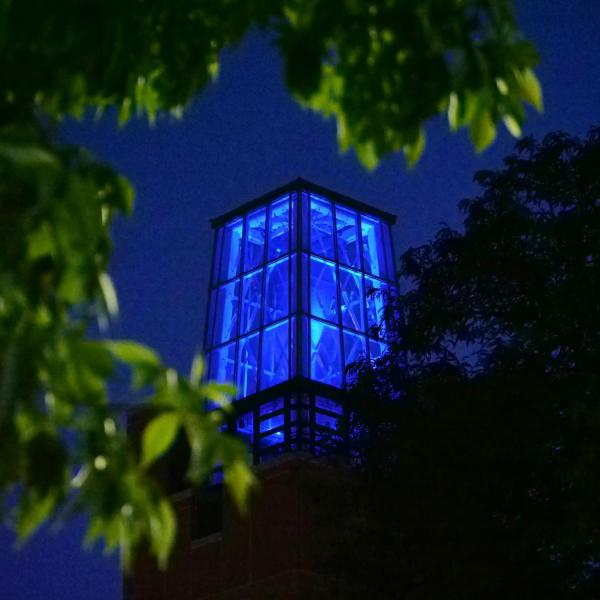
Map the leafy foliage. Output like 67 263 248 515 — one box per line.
0 120 253 568
315 128 600 597
0 0 541 570
1 0 540 167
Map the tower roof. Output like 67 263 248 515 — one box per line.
210 177 397 229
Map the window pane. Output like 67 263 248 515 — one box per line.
310 319 342 387
261 320 289 389
237 333 259 398
241 269 263 334
260 398 284 415
208 341 236 383
316 411 339 430
310 256 338 323
369 338 388 361
260 413 284 433
365 276 388 335
315 396 343 415
244 208 266 272
336 206 360 269
236 412 254 445
213 280 239 345
361 215 387 278
290 193 297 249
220 218 243 281
340 267 364 331
268 196 290 260
343 330 367 381
264 257 289 325
310 195 334 259
259 431 285 448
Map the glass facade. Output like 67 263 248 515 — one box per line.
206 186 395 401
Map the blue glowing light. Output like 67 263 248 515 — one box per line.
206 188 394 401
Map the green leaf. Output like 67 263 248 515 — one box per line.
517 68 543 111
189 353 205 386
142 412 180 467
503 114 522 138
203 381 236 408
0 144 59 169
16 491 57 542
470 105 497 152
153 499 176 570
106 340 162 387
224 455 254 514
116 175 135 215
99 272 119 318
27 223 54 260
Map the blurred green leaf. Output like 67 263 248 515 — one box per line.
142 412 180 467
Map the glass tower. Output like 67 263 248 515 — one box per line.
206 179 396 462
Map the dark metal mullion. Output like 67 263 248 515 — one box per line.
307 194 312 384
295 186 303 379
357 213 372 361
257 203 271 392
287 219 293 388
232 217 247 394
253 406 259 465
332 203 345 387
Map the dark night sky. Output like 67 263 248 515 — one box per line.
1 2 599 598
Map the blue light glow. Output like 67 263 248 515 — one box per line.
207 187 395 397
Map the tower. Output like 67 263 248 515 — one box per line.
127 179 397 599
206 178 396 462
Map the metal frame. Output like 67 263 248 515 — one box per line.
206 181 399 462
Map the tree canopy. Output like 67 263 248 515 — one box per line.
313 127 600 598
0 0 542 569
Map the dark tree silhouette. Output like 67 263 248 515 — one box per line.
313 127 600 599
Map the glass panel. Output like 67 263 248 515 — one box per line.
290 193 297 249
220 217 243 281
310 319 342 388
301 315 309 377
208 341 236 383
315 396 343 415
343 330 367 382
237 333 259 398
260 414 284 433
244 208 266 272
236 412 254 445
240 269 263 334
261 320 289 389
336 206 361 269
260 398 284 415
361 215 387 278
316 411 338 430
212 227 223 286
340 267 364 332
365 276 388 335
268 196 290 260
310 256 338 323
310 195 334 259
213 280 239 345
369 338 388 361
259 431 285 448
264 257 289 325
301 192 309 251
302 253 309 313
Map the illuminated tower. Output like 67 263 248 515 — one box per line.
205 178 396 462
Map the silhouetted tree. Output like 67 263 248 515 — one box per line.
313 127 600 599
